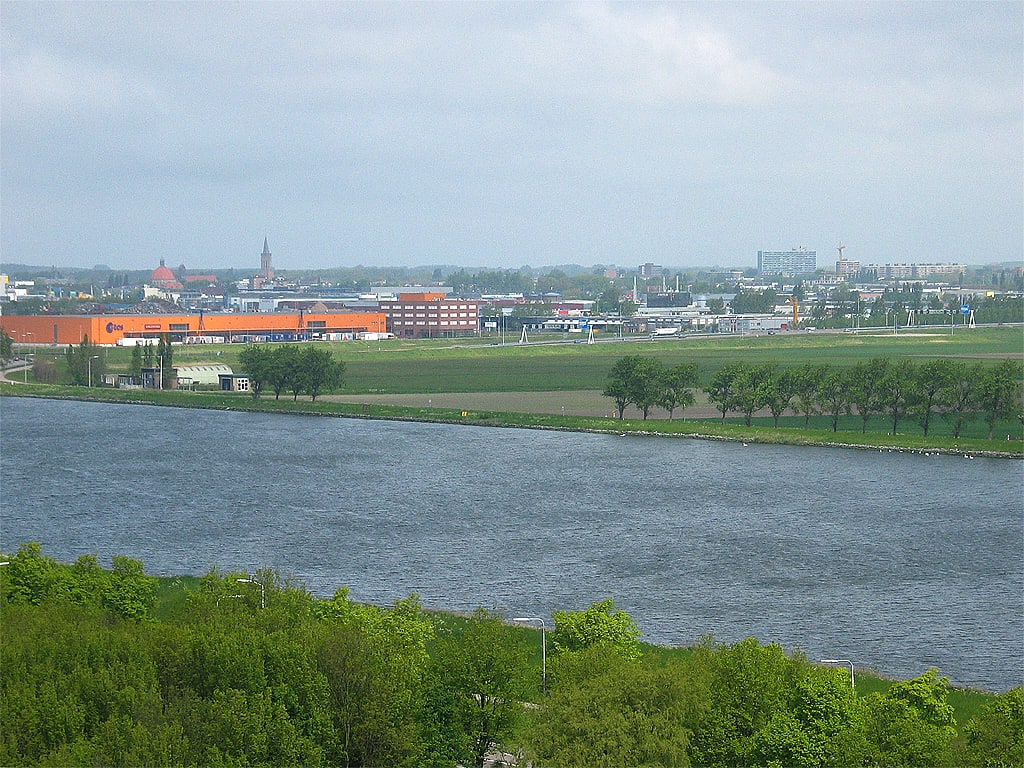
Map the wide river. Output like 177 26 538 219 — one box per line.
1 397 1021 692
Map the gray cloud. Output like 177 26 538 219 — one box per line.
2 1 1020 270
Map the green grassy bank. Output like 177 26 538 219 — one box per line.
3 382 1021 457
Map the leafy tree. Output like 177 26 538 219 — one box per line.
64 335 98 386
128 343 143 381
265 345 300 400
103 555 157 621
603 356 646 419
790 364 827 427
849 358 890 433
939 361 980 439
705 362 749 422
297 347 345 402
730 287 776 314
550 599 641 662
238 344 270 398
5 541 72 604
815 367 852 432
914 359 958 436
689 638 805 767
528 646 703 768
960 687 1024 767
658 363 699 421
863 669 957 767
732 363 774 427
68 554 108 605
0 328 12 364
975 360 1024 440
761 364 798 428
786 670 870 766
596 287 620 314
881 359 918 435
314 589 433 767
431 608 532 768
156 334 173 388
628 357 667 420
32 356 57 384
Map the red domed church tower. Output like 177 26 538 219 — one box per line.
151 259 183 290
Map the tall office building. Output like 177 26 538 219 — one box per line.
757 248 816 276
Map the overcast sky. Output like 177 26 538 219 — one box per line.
2 1 1021 273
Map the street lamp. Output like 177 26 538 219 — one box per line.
23 333 33 383
236 576 265 609
87 355 99 388
821 658 855 690
512 616 547 693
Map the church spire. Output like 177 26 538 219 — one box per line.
260 237 274 280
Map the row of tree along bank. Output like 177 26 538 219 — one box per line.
604 355 1024 438
238 343 345 401
2 544 1020 768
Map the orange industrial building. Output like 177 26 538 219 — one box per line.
1 311 387 346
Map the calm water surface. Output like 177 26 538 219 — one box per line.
1 397 1021 691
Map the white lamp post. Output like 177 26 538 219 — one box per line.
237 576 265 609
512 616 547 693
87 355 99 388
821 658 855 690
23 333 33 383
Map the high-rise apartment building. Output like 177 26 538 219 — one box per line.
836 258 861 278
757 248 816 276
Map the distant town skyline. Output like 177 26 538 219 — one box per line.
2 2 1020 271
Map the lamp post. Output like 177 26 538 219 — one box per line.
23 333 33 383
821 658 855 690
512 616 547 693
236 576 264 609
87 355 99 388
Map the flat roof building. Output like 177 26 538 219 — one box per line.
0 311 386 346
379 293 480 338
758 248 817 276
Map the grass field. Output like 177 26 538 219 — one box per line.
7 325 1022 453
84 325 1019 394
339 327 1024 393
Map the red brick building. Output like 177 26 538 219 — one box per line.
379 293 480 338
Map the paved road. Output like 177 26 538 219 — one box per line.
0 361 32 384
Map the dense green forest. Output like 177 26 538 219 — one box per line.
2 544 1020 767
